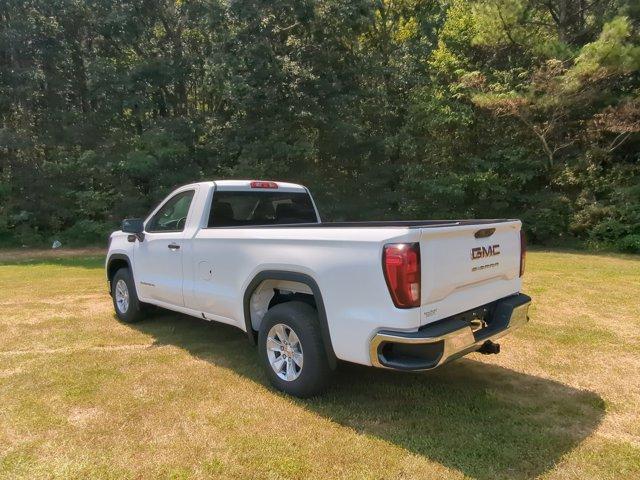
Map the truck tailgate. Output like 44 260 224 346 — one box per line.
419 221 522 326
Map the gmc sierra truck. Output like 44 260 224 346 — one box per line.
106 180 531 397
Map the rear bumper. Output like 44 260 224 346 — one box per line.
370 293 531 371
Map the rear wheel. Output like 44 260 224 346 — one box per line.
111 268 145 323
258 301 332 397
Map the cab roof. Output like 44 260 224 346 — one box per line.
204 180 307 192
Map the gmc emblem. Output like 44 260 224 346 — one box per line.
471 244 500 260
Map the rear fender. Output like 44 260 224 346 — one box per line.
243 270 337 369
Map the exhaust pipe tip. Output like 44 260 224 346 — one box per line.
478 340 500 355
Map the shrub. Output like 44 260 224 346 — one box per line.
59 220 113 247
616 235 640 253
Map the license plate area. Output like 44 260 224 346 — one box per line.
474 295 531 341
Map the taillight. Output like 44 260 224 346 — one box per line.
250 181 278 189
382 243 421 308
520 230 526 277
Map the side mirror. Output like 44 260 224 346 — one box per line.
122 218 145 242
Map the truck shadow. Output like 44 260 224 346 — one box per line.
129 313 604 480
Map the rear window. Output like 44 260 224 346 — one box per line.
207 191 317 227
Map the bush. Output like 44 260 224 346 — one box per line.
521 194 572 244
59 220 113 247
616 235 640 253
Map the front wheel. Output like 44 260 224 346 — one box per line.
111 268 146 323
258 301 332 397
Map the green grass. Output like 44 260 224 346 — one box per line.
1 250 639 479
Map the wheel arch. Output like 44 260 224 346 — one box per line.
243 270 337 369
106 253 132 285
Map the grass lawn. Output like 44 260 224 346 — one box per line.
1 249 639 479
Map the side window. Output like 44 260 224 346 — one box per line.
146 190 195 233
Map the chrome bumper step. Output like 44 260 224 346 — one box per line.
370 293 531 370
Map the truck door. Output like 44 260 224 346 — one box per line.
134 189 195 306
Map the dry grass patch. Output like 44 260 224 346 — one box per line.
0 249 639 479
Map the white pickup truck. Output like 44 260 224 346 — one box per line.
106 180 530 396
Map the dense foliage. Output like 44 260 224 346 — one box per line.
1 0 639 250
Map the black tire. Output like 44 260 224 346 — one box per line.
111 268 146 323
258 301 333 397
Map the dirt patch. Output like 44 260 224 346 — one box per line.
0 247 105 263
68 407 103 427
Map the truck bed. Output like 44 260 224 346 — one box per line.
207 219 516 229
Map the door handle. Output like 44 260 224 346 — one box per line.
168 243 180 251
